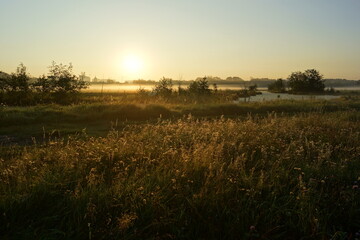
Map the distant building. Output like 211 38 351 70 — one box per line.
92 77 99 83
80 75 91 82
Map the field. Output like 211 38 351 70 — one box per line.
1 91 360 239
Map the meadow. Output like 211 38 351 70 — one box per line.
1 91 360 239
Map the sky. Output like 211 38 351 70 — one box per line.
1 0 360 81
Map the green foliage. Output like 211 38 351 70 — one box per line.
288 69 325 93
268 78 286 93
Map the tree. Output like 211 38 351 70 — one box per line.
0 75 8 92
8 63 31 92
32 62 88 104
0 63 34 105
248 84 258 92
188 77 211 95
153 77 173 97
46 62 88 93
268 78 286 93
288 69 325 93
33 74 54 93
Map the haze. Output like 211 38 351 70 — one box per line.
1 0 360 80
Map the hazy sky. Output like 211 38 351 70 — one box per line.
1 0 360 80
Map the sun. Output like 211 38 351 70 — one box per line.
122 55 143 74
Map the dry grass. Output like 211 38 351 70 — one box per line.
1 111 360 239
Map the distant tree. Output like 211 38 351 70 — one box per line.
0 75 8 92
196 76 222 82
288 69 325 93
188 77 211 95
32 62 88 104
0 73 8 102
106 79 116 84
33 74 55 93
212 83 218 93
0 63 34 105
268 78 286 93
47 62 88 93
153 77 173 97
248 84 258 92
8 63 31 92
225 76 244 82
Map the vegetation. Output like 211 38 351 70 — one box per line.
1 111 360 239
268 78 286 93
0 62 88 105
152 77 173 98
1 66 360 239
288 69 325 93
187 77 211 96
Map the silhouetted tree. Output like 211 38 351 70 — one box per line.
0 63 35 105
33 74 54 93
188 77 211 95
47 62 88 93
8 63 31 92
268 78 286 93
153 77 173 97
288 69 325 93
212 83 218 93
0 75 8 92
248 84 258 92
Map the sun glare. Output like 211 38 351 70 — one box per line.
123 55 143 74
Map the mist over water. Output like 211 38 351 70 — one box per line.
84 84 355 102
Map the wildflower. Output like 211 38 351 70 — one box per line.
250 225 256 231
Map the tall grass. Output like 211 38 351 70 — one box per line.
1 112 360 239
1 98 359 127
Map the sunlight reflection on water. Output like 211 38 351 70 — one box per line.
237 91 341 102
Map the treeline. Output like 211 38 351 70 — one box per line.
132 77 275 87
0 62 88 105
134 77 360 89
143 77 260 103
267 69 348 94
